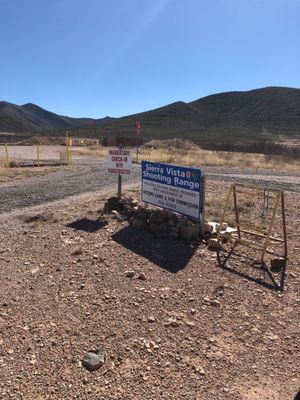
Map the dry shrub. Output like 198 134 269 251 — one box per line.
71 145 107 157
8 160 19 168
138 147 300 172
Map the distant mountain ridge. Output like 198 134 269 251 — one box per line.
1 86 300 144
0 101 102 132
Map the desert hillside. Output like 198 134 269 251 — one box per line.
1 87 300 145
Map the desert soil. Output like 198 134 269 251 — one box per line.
0 175 299 399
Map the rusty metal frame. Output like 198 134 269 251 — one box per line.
216 183 288 264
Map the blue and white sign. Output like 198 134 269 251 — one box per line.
141 161 202 219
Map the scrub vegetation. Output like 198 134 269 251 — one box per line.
71 142 300 172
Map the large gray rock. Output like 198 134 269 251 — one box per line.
104 197 121 213
207 238 223 250
135 212 148 223
149 210 168 224
132 218 146 231
179 222 200 240
82 348 106 371
150 221 170 236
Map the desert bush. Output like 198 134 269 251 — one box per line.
8 160 19 168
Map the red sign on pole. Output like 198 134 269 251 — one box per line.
136 121 141 136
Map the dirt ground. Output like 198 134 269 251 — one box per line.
0 181 299 400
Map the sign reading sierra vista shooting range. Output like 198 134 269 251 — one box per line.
141 161 202 219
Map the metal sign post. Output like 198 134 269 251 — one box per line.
199 175 206 236
118 172 122 200
136 121 140 162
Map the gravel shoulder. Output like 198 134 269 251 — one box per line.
0 157 141 213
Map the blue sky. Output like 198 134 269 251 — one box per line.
1 0 299 118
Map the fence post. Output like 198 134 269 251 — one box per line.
66 131 69 165
69 145 72 165
160 148 163 162
199 175 206 236
37 144 40 167
5 144 9 167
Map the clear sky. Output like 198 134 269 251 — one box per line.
1 0 299 118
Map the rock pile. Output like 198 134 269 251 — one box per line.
103 196 201 241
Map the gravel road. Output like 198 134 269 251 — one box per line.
0 155 300 213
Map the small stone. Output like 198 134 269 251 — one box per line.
125 270 135 278
160 360 170 368
192 365 205 375
185 320 195 327
165 318 181 327
267 334 279 341
147 316 156 323
204 223 213 233
71 248 83 256
207 238 223 250
138 272 147 281
82 348 106 372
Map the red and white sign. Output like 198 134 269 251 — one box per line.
107 149 132 175
136 121 141 136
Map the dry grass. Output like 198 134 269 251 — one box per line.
71 145 300 172
140 148 300 172
70 145 106 157
0 165 64 183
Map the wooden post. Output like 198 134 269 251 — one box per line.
233 184 241 239
118 172 122 200
66 131 69 165
281 191 288 258
37 144 40 167
5 144 9 167
68 145 72 165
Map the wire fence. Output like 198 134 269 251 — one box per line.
0 145 72 167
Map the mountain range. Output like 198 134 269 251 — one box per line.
1 86 299 145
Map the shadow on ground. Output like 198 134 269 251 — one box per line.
216 245 286 291
66 218 108 233
112 226 199 273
